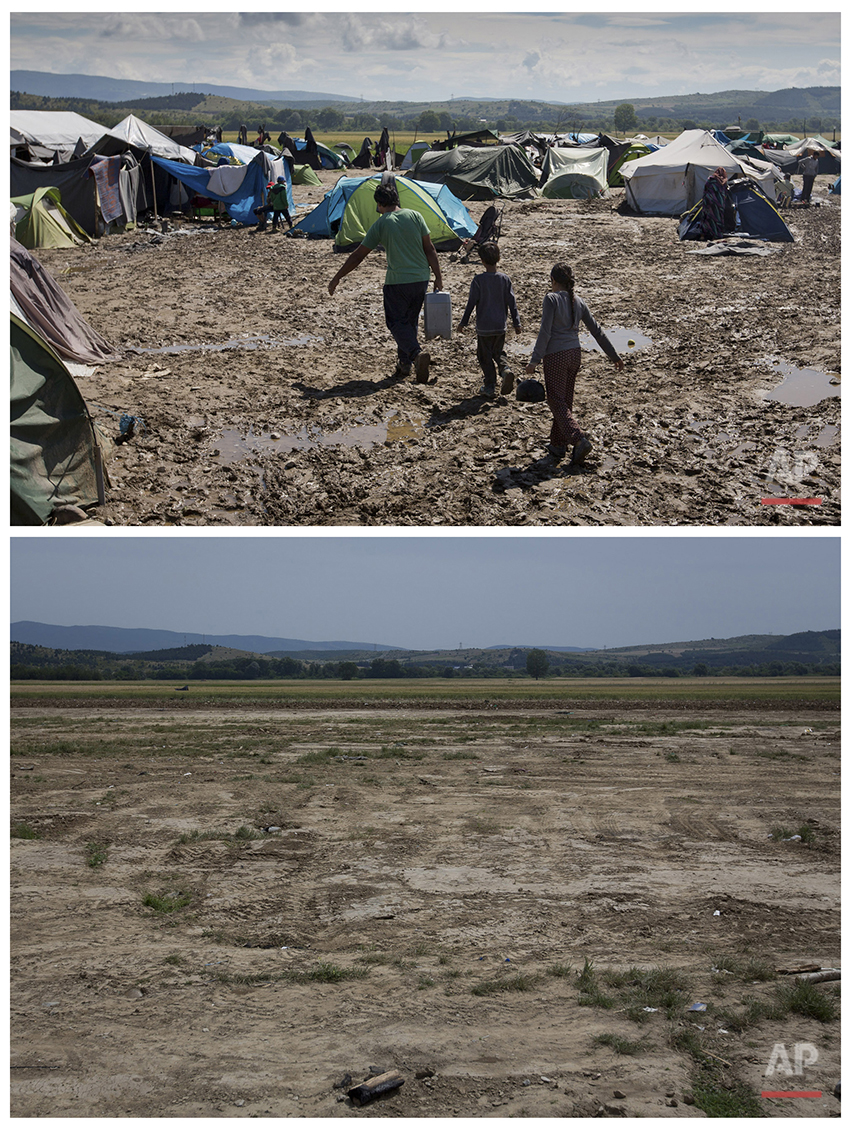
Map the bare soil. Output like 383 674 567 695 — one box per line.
33 171 840 526
11 698 840 1117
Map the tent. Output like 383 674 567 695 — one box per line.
150 153 292 224
409 144 539 200
10 237 119 367
620 129 777 215
678 179 793 242
829 175 841 195
10 110 121 154
292 174 476 249
11 187 92 249
401 141 431 170
10 312 105 524
784 137 841 175
607 141 654 186
293 137 347 169
539 148 609 198
292 164 322 186
110 114 198 163
763 133 800 147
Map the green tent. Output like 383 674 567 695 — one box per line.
11 186 92 249
410 144 539 200
539 148 609 198
10 313 103 524
335 176 465 249
292 164 322 186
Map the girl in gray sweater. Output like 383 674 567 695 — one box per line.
525 263 623 464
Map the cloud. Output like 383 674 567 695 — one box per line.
339 14 446 53
98 14 205 43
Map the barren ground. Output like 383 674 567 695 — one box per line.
10 686 840 1117
34 170 840 526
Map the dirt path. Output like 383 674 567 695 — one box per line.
11 703 840 1116
34 171 840 525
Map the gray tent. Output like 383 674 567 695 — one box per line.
409 144 539 200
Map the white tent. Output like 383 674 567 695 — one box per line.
540 147 609 198
110 114 197 163
10 110 120 153
620 129 776 215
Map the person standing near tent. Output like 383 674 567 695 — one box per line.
328 181 443 383
798 150 818 203
525 262 623 465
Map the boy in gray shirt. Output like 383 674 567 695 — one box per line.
457 242 522 397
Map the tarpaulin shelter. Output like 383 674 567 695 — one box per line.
409 144 539 200
11 187 92 249
538 148 609 198
620 129 777 215
784 136 841 175
292 164 322 186
678 179 794 242
292 174 476 250
10 312 105 524
150 153 292 224
401 141 431 170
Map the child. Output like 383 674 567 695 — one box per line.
255 177 293 231
457 242 521 397
525 262 624 465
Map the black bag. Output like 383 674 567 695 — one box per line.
516 378 546 403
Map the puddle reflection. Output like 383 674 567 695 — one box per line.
212 412 423 464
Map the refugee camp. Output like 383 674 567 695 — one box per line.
10 13 840 527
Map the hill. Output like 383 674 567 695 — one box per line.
9 621 393 654
10 72 840 133
9 629 840 681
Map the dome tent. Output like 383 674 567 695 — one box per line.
409 144 539 201
292 174 476 250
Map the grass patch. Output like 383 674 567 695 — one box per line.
689 1071 766 1117
712 956 776 982
471 973 537 996
577 961 690 1018
595 1032 650 1056
769 823 815 843
442 750 480 760
142 889 193 914
11 821 39 839
176 825 263 844
84 841 109 868
211 962 368 986
547 962 573 979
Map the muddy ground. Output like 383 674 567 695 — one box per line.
34 170 840 526
10 697 840 1116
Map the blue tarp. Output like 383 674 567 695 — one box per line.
150 155 292 224
830 175 841 195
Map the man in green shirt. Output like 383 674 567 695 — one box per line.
328 181 443 382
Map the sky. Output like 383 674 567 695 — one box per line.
9 535 840 651
9 9 841 105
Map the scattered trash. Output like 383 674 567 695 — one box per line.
642 1006 659 1012
713 910 721 916
687 1002 707 1012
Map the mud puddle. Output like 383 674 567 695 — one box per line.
764 360 841 407
212 412 424 464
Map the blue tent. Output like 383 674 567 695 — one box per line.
830 175 841 195
678 179 793 242
150 155 292 225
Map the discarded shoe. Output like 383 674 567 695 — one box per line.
571 437 593 465
415 351 431 384
499 368 515 395
546 443 567 460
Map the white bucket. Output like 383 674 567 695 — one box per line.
423 291 452 340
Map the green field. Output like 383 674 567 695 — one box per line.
9 676 840 709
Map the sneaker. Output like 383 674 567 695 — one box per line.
415 351 431 384
571 437 593 465
499 368 515 395
479 384 496 398
546 443 567 460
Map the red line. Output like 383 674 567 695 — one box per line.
760 498 822 506
761 1091 823 1098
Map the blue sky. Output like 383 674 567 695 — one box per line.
9 536 840 651
10 10 841 104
